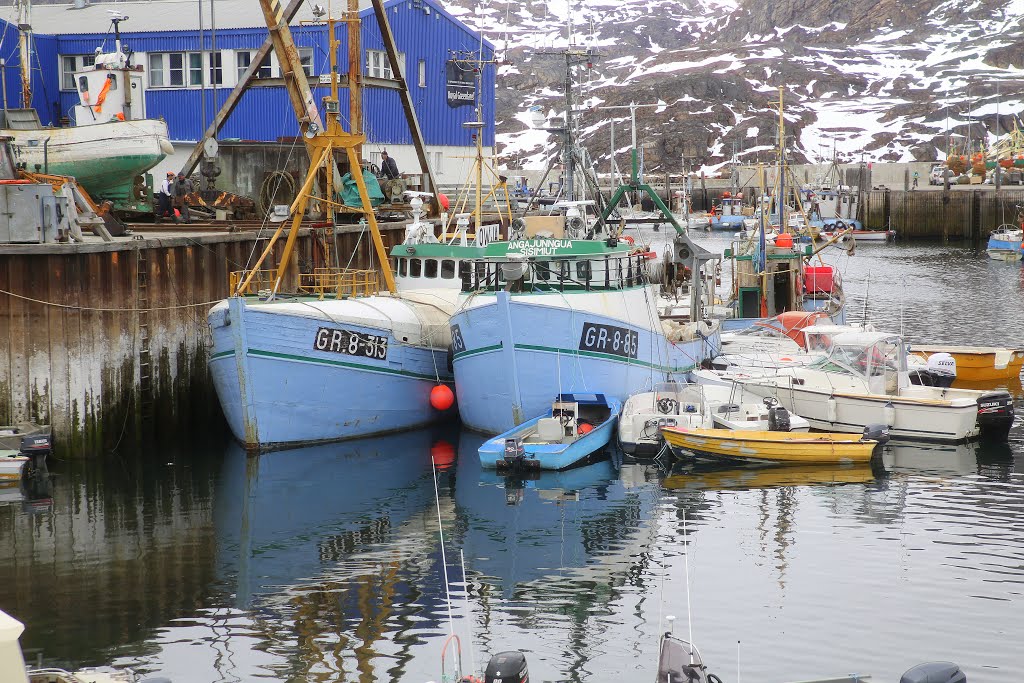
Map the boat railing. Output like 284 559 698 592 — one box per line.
229 268 379 298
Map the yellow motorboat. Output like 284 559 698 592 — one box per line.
910 346 1024 383
661 427 883 464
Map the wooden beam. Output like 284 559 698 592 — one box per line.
178 0 310 177
369 0 439 199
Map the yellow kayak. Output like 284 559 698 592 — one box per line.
661 427 881 464
910 346 1024 383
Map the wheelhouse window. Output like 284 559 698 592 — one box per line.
409 258 422 277
425 259 438 278
440 259 455 279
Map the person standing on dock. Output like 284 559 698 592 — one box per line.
380 150 400 180
157 171 174 221
912 171 920 189
173 172 193 224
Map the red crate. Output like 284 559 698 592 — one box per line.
804 266 834 293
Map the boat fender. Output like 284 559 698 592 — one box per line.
899 662 965 683
578 421 594 434
826 396 838 423
883 401 896 427
834 220 846 230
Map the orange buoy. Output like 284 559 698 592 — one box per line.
775 232 794 247
431 440 456 469
430 384 455 411
438 193 450 211
578 421 594 434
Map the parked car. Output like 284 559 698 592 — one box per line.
929 164 949 185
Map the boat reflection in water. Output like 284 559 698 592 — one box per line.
195 428 457 682
455 432 656 590
662 461 877 492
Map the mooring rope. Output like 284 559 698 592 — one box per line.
0 287 223 312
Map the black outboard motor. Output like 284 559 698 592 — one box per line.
20 433 51 475
862 423 890 454
976 391 1014 441
767 405 791 432
900 662 965 683
484 651 529 683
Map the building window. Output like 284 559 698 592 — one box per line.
168 53 185 86
60 54 96 91
366 49 404 79
434 150 443 173
189 53 203 86
299 46 314 77
148 53 164 87
236 50 273 80
209 52 223 86
418 59 426 87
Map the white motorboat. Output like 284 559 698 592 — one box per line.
618 383 712 455
733 330 1015 443
701 384 810 432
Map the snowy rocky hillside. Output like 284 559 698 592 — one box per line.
442 0 1024 173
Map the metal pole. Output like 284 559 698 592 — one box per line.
563 52 574 200
199 0 207 135
210 0 217 115
17 0 32 109
1 60 7 112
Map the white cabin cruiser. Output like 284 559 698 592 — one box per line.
732 331 1014 443
618 383 712 455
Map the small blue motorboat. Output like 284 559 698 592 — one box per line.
478 393 621 471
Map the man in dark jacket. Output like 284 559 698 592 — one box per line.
173 172 194 224
380 150 400 180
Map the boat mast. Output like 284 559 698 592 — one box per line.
15 0 32 109
777 86 785 230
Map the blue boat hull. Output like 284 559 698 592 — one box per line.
986 237 1024 260
209 297 454 450
451 294 719 434
478 409 618 471
709 215 747 230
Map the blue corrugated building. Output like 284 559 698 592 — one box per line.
0 0 495 183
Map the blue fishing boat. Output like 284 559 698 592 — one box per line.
478 393 620 470
450 235 721 435
985 225 1023 261
708 195 748 230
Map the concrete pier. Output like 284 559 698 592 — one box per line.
0 223 407 456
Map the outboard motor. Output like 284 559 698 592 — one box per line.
900 662 965 683
764 397 791 432
20 433 51 474
484 651 529 683
925 352 956 388
976 391 1014 441
862 423 890 453
767 405 791 432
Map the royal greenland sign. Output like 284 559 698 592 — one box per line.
445 60 476 108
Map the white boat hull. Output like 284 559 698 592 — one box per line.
736 379 982 443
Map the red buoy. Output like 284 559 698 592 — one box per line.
437 193 450 211
430 440 456 469
578 422 594 434
430 384 455 411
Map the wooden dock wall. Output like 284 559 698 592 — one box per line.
861 189 1024 240
0 224 406 457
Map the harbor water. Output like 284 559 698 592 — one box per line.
1 236 1022 682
